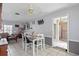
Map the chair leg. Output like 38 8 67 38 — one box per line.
41 41 42 51
36 46 38 56
16 39 17 42
43 39 45 49
25 44 27 53
24 43 26 51
22 41 25 50
33 41 35 56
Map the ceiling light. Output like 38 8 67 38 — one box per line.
28 4 33 16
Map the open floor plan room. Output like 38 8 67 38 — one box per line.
0 3 79 56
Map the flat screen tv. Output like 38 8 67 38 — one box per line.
15 24 19 27
38 19 44 25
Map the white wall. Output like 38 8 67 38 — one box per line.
69 6 79 42
52 5 79 42
27 17 52 37
28 5 79 43
50 5 79 42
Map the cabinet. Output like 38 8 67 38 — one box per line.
0 38 8 56
0 44 8 56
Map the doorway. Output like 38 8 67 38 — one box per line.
59 19 67 42
52 16 69 50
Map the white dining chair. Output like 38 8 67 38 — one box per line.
35 34 45 55
22 33 35 55
41 34 45 49
24 36 33 52
22 33 32 51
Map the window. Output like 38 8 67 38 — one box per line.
3 25 13 35
0 25 3 33
0 25 13 35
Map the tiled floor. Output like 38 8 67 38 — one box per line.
8 39 77 56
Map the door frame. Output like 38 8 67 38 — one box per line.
52 15 70 53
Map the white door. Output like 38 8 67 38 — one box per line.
52 16 69 51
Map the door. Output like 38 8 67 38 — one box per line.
59 20 67 42
52 16 69 50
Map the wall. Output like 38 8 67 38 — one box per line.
27 5 79 54
25 17 52 46
26 18 52 37
69 5 79 54
46 5 79 54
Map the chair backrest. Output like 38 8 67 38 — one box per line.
36 34 44 40
22 33 32 43
34 34 44 45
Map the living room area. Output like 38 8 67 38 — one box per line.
0 3 79 56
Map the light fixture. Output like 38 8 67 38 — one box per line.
27 4 33 16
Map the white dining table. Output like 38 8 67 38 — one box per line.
24 34 45 56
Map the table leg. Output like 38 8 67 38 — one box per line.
36 45 38 55
22 40 25 50
43 39 45 49
33 40 35 56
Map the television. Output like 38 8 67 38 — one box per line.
15 24 19 27
38 19 44 25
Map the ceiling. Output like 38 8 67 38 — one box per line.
2 3 77 23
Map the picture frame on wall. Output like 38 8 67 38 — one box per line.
15 24 19 27
27 23 30 29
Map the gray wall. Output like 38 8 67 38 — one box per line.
27 17 53 45
69 41 79 54
45 37 52 46
28 5 79 54
46 5 79 54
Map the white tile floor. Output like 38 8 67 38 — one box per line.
8 39 77 56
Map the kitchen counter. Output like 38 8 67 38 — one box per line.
0 38 8 45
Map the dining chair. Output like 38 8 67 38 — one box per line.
41 34 45 49
22 33 32 51
34 34 45 55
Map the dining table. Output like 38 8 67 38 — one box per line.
23 33 45 56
